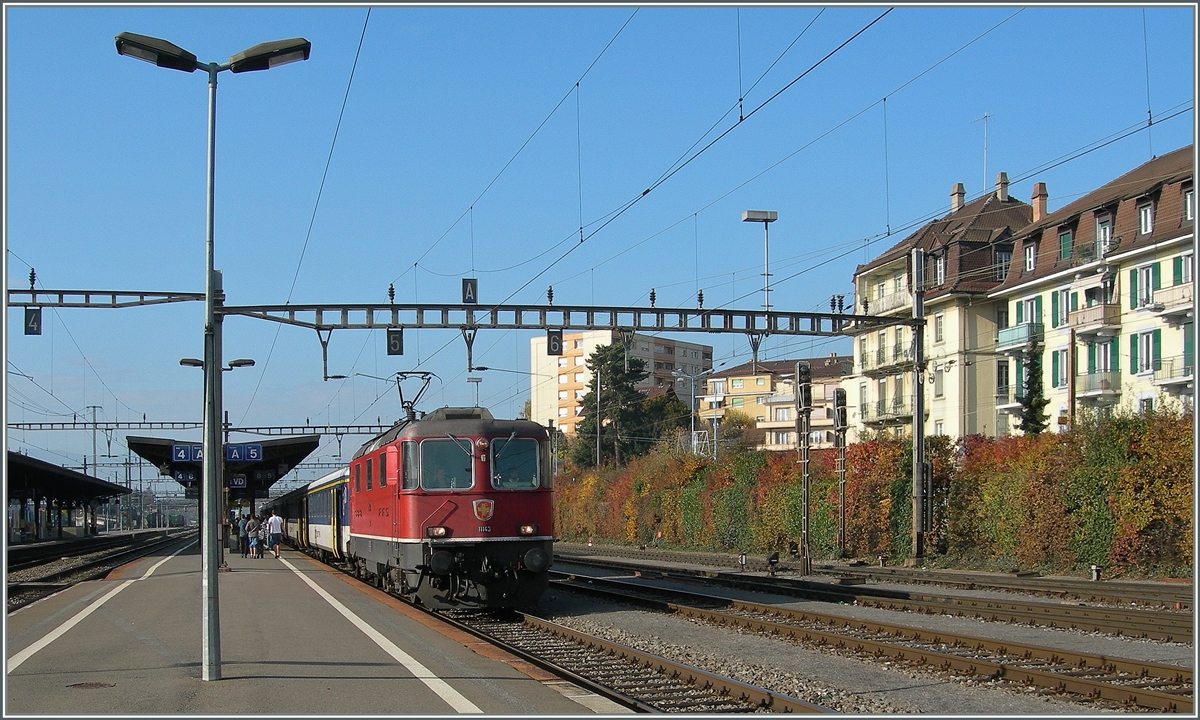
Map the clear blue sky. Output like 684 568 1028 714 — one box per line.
4 4 1195 487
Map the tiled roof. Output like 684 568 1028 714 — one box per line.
993 145 1194 293
855 192 1032 279
710 355 852 381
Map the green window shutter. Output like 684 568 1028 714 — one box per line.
1174 256 1183 286
1070 292 1078 312
1087 343 1096 374
1184 322 1194 370
1129 269 1138 309
1051 351 1059 387
1034 296 1043 324
1016 358 1024 394
1130 334 1139 373
1015 300 1023 325
1152 328 1162 370
1110 335 1119 372
1051 292 1059 328
1152 262 1161 291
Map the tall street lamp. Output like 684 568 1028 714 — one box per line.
118 31 310 682
742 210 777 313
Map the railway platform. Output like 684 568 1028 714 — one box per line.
6 538 627 715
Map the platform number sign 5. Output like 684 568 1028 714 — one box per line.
386 328 403 356
547 330 563 356
25 308 42 336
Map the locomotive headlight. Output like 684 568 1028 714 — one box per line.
518 524 538 536
426 525 450 538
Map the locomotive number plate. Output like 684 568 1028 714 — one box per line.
478 526 491 533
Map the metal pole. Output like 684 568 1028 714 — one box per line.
595 369 602 466
689 376 696 455
762 221 770 313
837 428 846 556
200 62 222 681
910 248 926 565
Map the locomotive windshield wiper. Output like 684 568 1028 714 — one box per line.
492 431 517 459
445 433 474 457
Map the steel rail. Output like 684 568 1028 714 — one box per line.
517 612 834 713
554 552 1192 642
551 574 1193 713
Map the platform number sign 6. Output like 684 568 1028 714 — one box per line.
386 328 403 356
25 308 42 336
546 330 563 356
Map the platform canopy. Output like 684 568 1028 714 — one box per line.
125 435 320 500
7 451 132 505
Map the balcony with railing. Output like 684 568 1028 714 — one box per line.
1071 236 1121 267
1068 303 1121 338
1075 371 1121 400
994 385 1024 413
863 344 915 376
861 397 913 424
1153 355 1194 391
1148 282 1194 321
868 291 913 315
996 322 1044 353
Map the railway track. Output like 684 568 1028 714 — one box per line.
7 530 197 614
555 543 1193 609
551 570 1193 713
440 609 833 713
554 552 1193 643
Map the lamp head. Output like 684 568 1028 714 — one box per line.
227 358 256 368
179 358 204 368
115 32 198 73
229 38 311 73
742 210 777 223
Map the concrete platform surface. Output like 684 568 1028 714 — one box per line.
6 539 627 715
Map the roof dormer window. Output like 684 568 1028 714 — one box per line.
1138 200 1155 235
1023 243 1036 272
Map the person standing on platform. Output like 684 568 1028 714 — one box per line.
257 516 268 559
245 514 261 559
237 514 249 558
267 510 283 559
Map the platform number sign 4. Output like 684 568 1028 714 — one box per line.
387 328 403 356
547 330 563 356
25 308 42 336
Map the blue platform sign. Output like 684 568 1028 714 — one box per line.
173 470 197 483
229 475 247 488
225 443 263 461
172 444 203 463
254 469 276 482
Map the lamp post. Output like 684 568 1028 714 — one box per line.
119 31 309 682
742 210 778 313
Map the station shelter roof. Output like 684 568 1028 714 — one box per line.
7 451 132 505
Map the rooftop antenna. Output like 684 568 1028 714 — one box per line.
972 112 992 195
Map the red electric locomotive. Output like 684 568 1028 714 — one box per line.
346 405 554 609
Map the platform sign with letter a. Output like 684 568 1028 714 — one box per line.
25 308 42 335
462 278 478 304
225 443 263 462
172 444 203 463
386 328 403 356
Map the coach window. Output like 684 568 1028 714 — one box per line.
491 437 539 489
354 463 361 493
401 441 419 490
421 438 473 490
366 458 373 491
378 452 388 487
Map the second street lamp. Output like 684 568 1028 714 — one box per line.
118 31 309 682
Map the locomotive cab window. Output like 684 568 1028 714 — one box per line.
366 458 373 491
401 441 419 490
378 452 387 487
354 463 361 493
491 437 539 489
421 438 473 490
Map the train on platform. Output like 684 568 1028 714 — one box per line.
262 404 554 610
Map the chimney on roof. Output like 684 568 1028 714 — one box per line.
995 172 1009 202
1031 182 1048 222
951 183 965 213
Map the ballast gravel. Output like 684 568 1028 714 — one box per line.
539 591 1126 715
